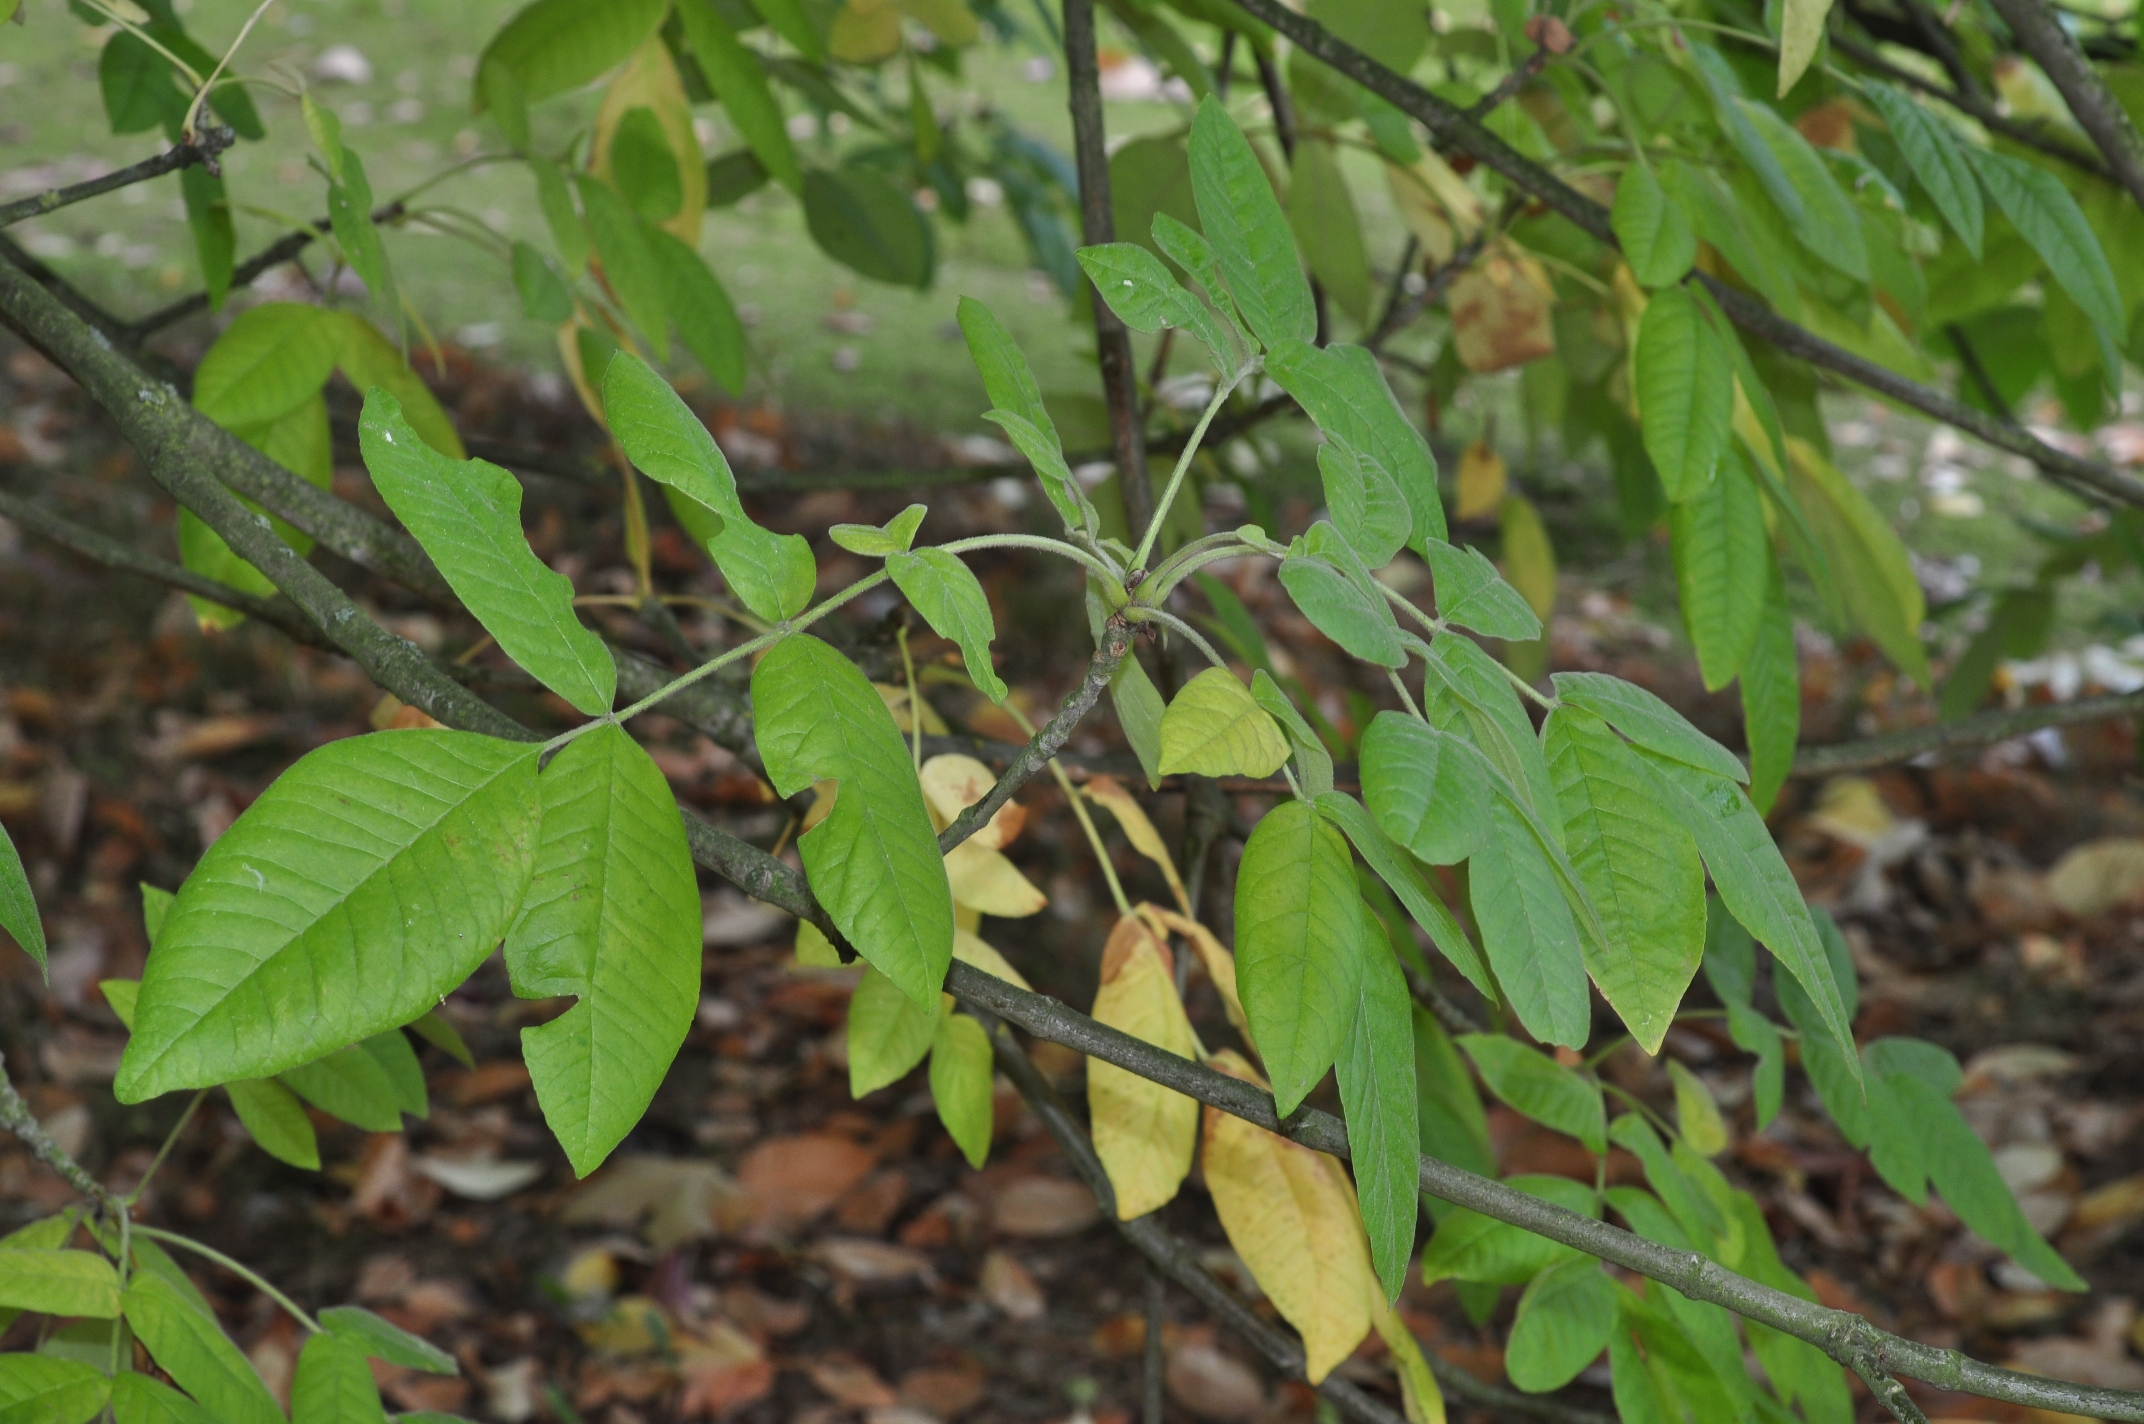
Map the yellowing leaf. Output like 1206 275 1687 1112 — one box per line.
1499 495 1557 620
1085 775 1187 913
922 754 1024 850
1088 916 1200 1219
1777 0 1834 96
1454 442 1506 522
829 0 902 63
945 840 1047 917
1201 1051 1376 1383
1667 1060 1729 1156
1158 668 1290 778
794 918 842 968
591 34 705 245
892 0 979 46
1138 905 1253 1049
953 928 1031 990
1447 245 1556 374
1373 1303 1447 1424
1385 154 1482 267
876 683 949 735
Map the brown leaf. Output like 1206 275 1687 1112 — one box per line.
811 1237 935 1284
738 1134 878 1235
562 1156 752 1251
898 1362 987 1419
677 1323 773 1419
988 1176 1100 1239
978 1250 1045 1322
808 1353 899 1408
1446 247 1555 373
1165 1340 1266 1422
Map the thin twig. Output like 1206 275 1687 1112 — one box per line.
123 201 405 342
1465 44 1553 119
0 1050 120 1212
1944 323 2017 427
1790 688 2144 775
1982 0 2144 213
0 127 235 229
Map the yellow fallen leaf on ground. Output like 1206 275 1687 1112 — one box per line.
1089 915 1199 1219
1201 1051 1375 1382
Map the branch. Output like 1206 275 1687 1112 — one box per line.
122 201 405 343
1944 322 2017 426
1213 0 2144 510
937 630 1132 854
1064 0 1155 533
0 1050 120 1212
0 127 235 229
1982 0 2144 213
455 435 1022 496
1790 687 2144 775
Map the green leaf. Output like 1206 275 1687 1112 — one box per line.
1278 526 1405 667
832 505 927 557
847 965 941 1096
1425 537 1541 642
534 162 590 273
1266 339 1444 551
292 1332 389 1424
888 548 1008 702
1733 98 1867 280
1670 455 1769 691
408 1009 475 1068
648 228 749 396
1412 1007 1496 1199
678 0 801 192
1335 924 1418 1302
512 241 575 324
1544 706 1705 1055
1461 1036 1604 1153
1234 800 1367 1115
605 111 683 222
179 389 332 631
1740 572 1798 817
958 299 1097 538
1157 668 1290 778
333 314 465 459
1076 243 1237 366
1611 164 1696 288
0 1356 108 1424
754 636 953 1006
1317 788 1495 999
747 0 826 58
225 1078 321 1170
362 1029 428 1119
281 1044 407 1132
476 0 670 109
322 145 399 327
180 169 235 314
1863 83 1982 259
1637 753 1858 1084
802 165 934 288
1467 802 1591 1050
1317 440 1411 570
1421 1175 1598 1285
1635 287 1734 503
1255 671 1335 797
929 1011 995 1169
100 31 185 134
504 725 701 1176
1508 1257 1617 1392
361 391 616 714
1422 634 1559 822
577 177 672 359
319 1306 457 1375
1782 440 1930 686
115 731 541 1102
123 1273 281 1424
1287 138 1372 324
1359 711 1492 866
193 304 341 428
1900 1076 2086 1289
111 1372 215 1424
1549 672 1749 783
0 1249 120 1318
1189 96 1314 349
603 351 815 622
1778 0 1833 95
1152 214 1257 354
1969 147 2125 344
0 822 44 970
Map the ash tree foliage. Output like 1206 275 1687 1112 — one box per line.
7 0 2144 1420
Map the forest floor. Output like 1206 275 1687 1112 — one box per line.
4 333 2144 1424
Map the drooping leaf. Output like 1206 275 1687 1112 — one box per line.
1507 1257 1618 1392
1497 494 1557 632
192 303 342 429
1733 98 1868 280
1335 922 1419 1303
123 1273 281 1424
179 168 235 314
1612 163 1696 288
1287 138 1372 323
1278 525 1406 667
1460 1036 1606 1154
1421 629 1559 823
1315 787 1497 1000
512 240 575 324
888 548 1008 702
959 299 1097 537
1425 538 1540 642
504 725 701 1177
110 1372 214 1424
319 1306 458 1375
577 177 674 359
929 1011 995 1169
1318 440 1411 570
754 636 954 1006
1969 147 2125 345
476 0 671 111
1420 1174 1598 1285
802 165 934 289
1266 338 1446 551
1234 801 1367 1115
1359 711 1492 867
1088 915 1200 1219
1740 570 1800 815
1412 1007 1496 1197
116 732 540 1103
361 1029 428 1119
0 1356 109 1424
280 1044 407 1133
1157 668 1291 778
1544 706 1705 1055
408 1009 476 1068
1188 97 1314 350
846 965 941 1096
1549 672 1750 783
1863 82 1982 259
361 391 616 715
291 1331 389 1424
1670 454 1769 691
1635 287 1734 503
677 0 802 193
648 228 749 396
333 314 465 458
1781 438 1930 686
1201 1052 1376 1384
1895 1076 2086 1289
0 1249 120 1318
0 822 44 970
225 1078 321 1170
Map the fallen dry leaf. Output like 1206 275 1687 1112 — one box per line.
739 1134 877 1235
677 1322 774 1419
808 1353 899 1408
811 1237 935 1284
1165 1340 1266 1421
2047 837 2144 918
979 1250 1045 1322
989 1176 1099 1239
899 1362 986 1418
562 1156 752 1250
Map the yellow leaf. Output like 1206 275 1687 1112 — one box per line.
829 0 902 63
1373 1303 1447 1424
555 317 605 425
1088 916 1200 1219
1158 668 1290 778
953 928 1031 991
1454 441 1507 523
892 0 979 46
1138 905 1253 1052
1385 153 1483 266
1201 1051 1376 1383
591 34 706 245
945 839 1046 917
794 918 843 968
1085 774 1187 913
1498 495 1557 621
921 753 1024 849
1776 0 1833 96
1667 1060 1729 1157
876 682 949 735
